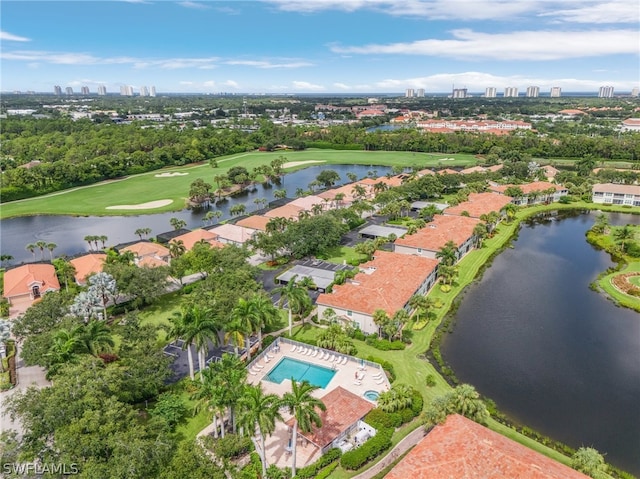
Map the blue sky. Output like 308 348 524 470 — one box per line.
1 0 638 94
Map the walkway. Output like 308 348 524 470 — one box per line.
350 426 426 479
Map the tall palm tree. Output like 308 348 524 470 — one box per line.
238 385 283 477
81 320 115 357
84 235 95 251
46 325 87 378
378 384 414 413
473 223 488 248
614 225 635 251
98 235 108 249
273 275 311 336
249 292 280 350
0 254 13 268
25 243 36 261
0 320 11 373
35 240 47 260
170 305 219 381
169 240 186 259
372 309 389 339
46 242 57 261
408 295 433 323
230 296 260 359
281 380 326 477
436 240 458 266
203 211 215 226
192 367 228 439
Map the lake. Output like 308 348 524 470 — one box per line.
1 164 390 264
441 211 640 475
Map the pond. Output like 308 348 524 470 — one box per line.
441 211 640 475
1 164 391 264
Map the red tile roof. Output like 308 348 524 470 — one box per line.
236 215 272 232
445 193 513 218
437 168 460 175
592 183 640 195
170 229 224 250
489 181 564 195
316 251 438 317
395 215 480 251
385 414 590 479
3 264 60 298
264 204 304 220
286 387 374 448
69 253 106 285
122 241 170 258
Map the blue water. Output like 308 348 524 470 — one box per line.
265 357 336 388
363 390 379 401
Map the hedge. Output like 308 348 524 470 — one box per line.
316 462 338 479
364 409 402 429
211 434 253 459
294 448 341 478
340 427 393 470
365 337 406 351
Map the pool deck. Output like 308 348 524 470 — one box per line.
246 338 390 470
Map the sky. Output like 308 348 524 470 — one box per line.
1 0 639 95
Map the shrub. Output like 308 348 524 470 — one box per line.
365 337 405 351
399 407 415 424
0 371 11 391
426 374 437 387
240 452 263 479
262 335 276 348
212 434 253 459
624 242 640 258
440 284 451 293
340 427 393 470
315 462 338 479
410 390 424 415
558 196 572 204
294 448 341 478
364 408 402 429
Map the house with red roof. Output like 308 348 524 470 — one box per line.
316 251 438 335
169 229 224 251
235 215 272 232
385 414 590 479
286 386 375 454
444 192 513 219
208 224 256 246
592 183 640 206
488 181 567 205
3 264 60 318
121 241 171 268
69 253 106 285
394 215 481 262
264 204 305 221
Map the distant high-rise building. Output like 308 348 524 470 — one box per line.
485 87 497 98
452 88 468 99
65 87 74 95
120 85 134 96
504 87 518 98
416 88 425 97
150 86 156 97
550 87 562 98
54 85 62 96
140 86 149 97
81 86 90 95
526 86 540 98
97 85 107 96
405 88 415 98
598 86 614 98
632 87 639 97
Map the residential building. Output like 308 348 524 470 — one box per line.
140 86 149 97
488 181 568 205
504 87 518 98
550 86 562 97
416 119 531 135
80 86 90 95
3 264 61 318
526 86 540 97
53 85 62 95
121 241 171 267
169 229 224 251
452 88 468 99
150 86 156 97
485 87 497 98
69 253 106 285
416 88 425 97
97 85 107 96
235 215 271 232
598 86 614 98
394 214 481 261
621 118 640 132
459 164 503 175
592 183 640 206
288 195 327 213
631 87 639 97
444 192 513 218
405 88 414 98
540 164 560 181
286 387 374 454
316 251 438 335
120 85 134 96
264 204 305 221
385 414 590 479
208 224 256 246
65 87 73 95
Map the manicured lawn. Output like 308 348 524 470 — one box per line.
319 246 367 265
600 261 640 312
1 149 477 219
137 291 184 343
173 384 211 441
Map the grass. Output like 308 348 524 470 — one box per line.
319 246 367 265
0 149 477 219
600 261 640 312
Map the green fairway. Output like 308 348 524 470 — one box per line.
0 149 476 219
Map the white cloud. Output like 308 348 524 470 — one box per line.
291 81 325 91
177 1 210 9
372 71 636 92
223 80 240 89
179 81 194 85
203 80 216 87
331 29 639 60
1 31 31 42
333 82 350 90
224 60 313 69
215 6 241 15
540 1 639 24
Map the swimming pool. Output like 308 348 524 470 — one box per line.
363 390 380 401
264 357 336 389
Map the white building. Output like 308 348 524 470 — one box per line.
452 88 468 99
120 85 134 96
485 87 497 98
592 183 640 206
504 87 518 98
54 85 62 96
65 87 74 95
526 86 540 98
150 86 156 97
631 87 639 97
97 85 107 96
405 89 415 98
598 86 614 98
416 88 425 97
550 87 562 98
140 86 149 97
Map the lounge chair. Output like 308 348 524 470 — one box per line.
341 357 348 365
300 347 307 355
328 354 335 362
290 345 297 352
253 363 264 370
249 370 257 376
311 349 318 357
266 353 274 359
320 351 328 360
306 348 313 356
375 378 385 385
264 356 270 364
372 372 383 379
353 380 362 386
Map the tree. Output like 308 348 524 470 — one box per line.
253 197 267 211
46 242 57 260
352 184 367 200
237 384 283 477
134 227 152 240
423 384 489 427
35 240 47 260
436 240 458 266
86 272 118 321
46 325 87 376
408 294 433 323
347 172 358 183
0 320 11 372
576 155 597 177
170 305 219 381
378 384 415 412
189 178 212 205
591 213 609 234
504 203 518 222
570 447 609 479
274 189 287 200
388 309 410 341
25 243 36 260
316 169 341 188
0 254 13 267
169 239 186 259
98 235 108 249
247 292 279 350
170 217 187 231
614 225 635 251
504 186 524 199
372 309 389 339
438 264 458 286
273 276 311 336
81 320 115 357
281 380 326 477
354 239 377 261
473 223 488 248
230 204 246 216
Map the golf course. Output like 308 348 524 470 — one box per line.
0 149 477 219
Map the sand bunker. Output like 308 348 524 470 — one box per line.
155 172 189 177
281 160 326 168
106 199 173 210
439 158 456 161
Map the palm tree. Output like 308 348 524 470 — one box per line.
81 320 115 357
0 254 13 268
273 275 311 336
614 225 635 251
389 309 410 341
378 384 414 413
53 258 76 292
230 204 246 216
238 385 283 477
249 293 280 349
352 184 367 201
169 240 186 259
170 217 187 230
98 235 108 249
84 235 96 251
46 242 57 261
281 380 326 477
46 325 87 377
408 294 433 323
0 320 11 373
473 223 488 248
230 297 258 358
504 203 518 222
25 243 36 260
203 211 215 226
372 309 389 339
35 240 47 260
134 228 151 240
253 198 267 211
211 210 223 224
170 305 219 381
436 240 458 266
193 367 228 439
274 189 287 200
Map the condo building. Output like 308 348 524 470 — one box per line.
405 89 414 98
452 88 468 99
485 87 497 98
97 85 107 96
550 87 562 98
504 87 518 98
53 85 62 96
526 86 540 98
598 86 614 98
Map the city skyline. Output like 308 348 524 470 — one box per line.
1 0 639 94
